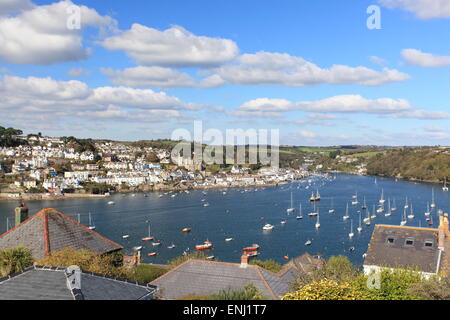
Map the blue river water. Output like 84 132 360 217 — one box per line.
0 174 449 267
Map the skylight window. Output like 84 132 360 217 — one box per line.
405 238 414 246
386 237 395 244
424 240 434 248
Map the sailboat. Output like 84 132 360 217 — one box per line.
77 213 81 224
371 205 377 220
305 240 312 246
408 203 415 219
400 207 407 226
142 222 154 242
88 213 96 230
357 212 363 233
328 198 335 214
424 202 431 217
376 202 384 214
315 208 321 229
430 188 436 209
349 220 354 238
343 203 350 221
315 190 321 201
443 179 449 192
308 201 318 217
391 198 397 212
296 203 303 220
404 196 409 209
384 198 392 217
364 207 371 226
361 197 367 210
352 192 359 205
309 191 316 202
379 189 385 204
287 191 295 214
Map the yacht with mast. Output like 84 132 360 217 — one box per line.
315 208 321 229
287 191 295 214
357 212 363 232
379 189 385 204
400 207 407 226
349 220 354 238
443 179 449 192
88 213 96 230
408 203 415 219
391 198 397 212
384 198 392 217
328 198 335 214
352 192 359 205
361 196 367 210
296 203 303 220
431 188 436 209
424 202 431 217
404 196 409 209
343 203 350 221
142 221 154 242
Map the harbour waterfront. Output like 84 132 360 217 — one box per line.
0 174 448 266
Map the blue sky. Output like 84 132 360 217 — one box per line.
0 0 449 145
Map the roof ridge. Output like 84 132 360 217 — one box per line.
254 266 278 300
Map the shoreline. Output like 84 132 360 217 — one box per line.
0 182 284 202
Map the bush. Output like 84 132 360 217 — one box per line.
126 264 167 283
282 280 368 300
211 284 265 300
353 268 422 300
36 248 126 278
0 247 34 277
407 275 450 300
291 255 356 290
249 259 283 273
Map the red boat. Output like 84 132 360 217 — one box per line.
243 244 260 252
141 237 154 242
147 252 157 257
195 240 213 251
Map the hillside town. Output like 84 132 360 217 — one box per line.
0 135 308 199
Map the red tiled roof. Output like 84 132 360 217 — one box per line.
0 208 123 260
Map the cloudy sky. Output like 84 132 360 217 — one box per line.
0 0 449 146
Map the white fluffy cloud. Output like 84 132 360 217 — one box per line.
0 0 116 65
101 66 196 88
0 75 199 123
231 95 414 118
0 0 34 16
100 24 239 67
402 49 450 67
204 52 409 87
379 0 450 19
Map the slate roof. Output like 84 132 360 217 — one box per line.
364 225 441 274
0 208 123 260
150 259 301 300
0 266 156 300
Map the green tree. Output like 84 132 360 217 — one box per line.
0 247 34 277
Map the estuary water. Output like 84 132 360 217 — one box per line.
0 174 449 266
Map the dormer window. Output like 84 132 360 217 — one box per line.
386 237 395 245
405 238 414 246
424 240 434 248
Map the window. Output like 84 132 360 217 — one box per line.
424 240 434 248
405 238 414 246
386 237 395 244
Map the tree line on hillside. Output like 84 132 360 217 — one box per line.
366 148 450 182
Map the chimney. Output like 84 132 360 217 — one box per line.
15 203 29 226
240 254 249 268
66 265 81 291
438 213 449 251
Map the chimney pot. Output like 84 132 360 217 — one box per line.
240 254 249 268
15 204 29 226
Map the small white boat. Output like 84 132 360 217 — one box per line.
287 191 295 214
407 204 415 219
328 198 335 214
133 246 143 251
349 220 354 238
225 238 234 242
107 201 115 205
152 241 162 246
167 243 176 249
88 213 96 230
379 189 385 204
315 209 321 229
343 203 350 221
203 203 210 207
443 179 449 192
424 202 431 217
431 188 436 208
281 220 287 225
122 235 130 239
357 212 363 233
296 203 303 220
263 224 274 231
400 207 407 226
305 240 312 246
404 196 409 209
